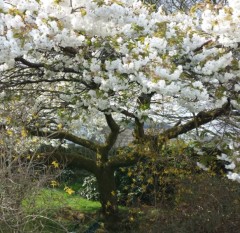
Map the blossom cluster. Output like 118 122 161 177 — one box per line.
0 0 239 180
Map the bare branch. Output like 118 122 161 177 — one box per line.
160 100 231 140
108 151 140 169
27 128 99 152
120 109 135 118
193 40 213 53
15 57 82 74
52 147 97 174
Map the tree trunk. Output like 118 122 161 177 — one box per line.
96 166 118 216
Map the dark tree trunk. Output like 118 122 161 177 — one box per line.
96 166 118 216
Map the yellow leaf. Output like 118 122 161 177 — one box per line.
80 8 87 16
129 216 134 222
147 177 154 184
50 180 59 188
54 0 62 4
141 185 146 191
64 186 75 195
7 129 13 136
57 123 63 130
51 160 59 168
21 128 28 137
111 191 116 196
6 116 11 124
127 171 132 177
32 137 38 143
120 167 125 172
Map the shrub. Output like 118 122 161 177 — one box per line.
115 140 195 206
115 138 233 208
138 174 240 233
0 127 61 232
79 175 100 201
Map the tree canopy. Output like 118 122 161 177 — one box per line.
0 0 239 215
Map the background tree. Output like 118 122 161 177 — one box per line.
144 0 227 12
0 0 239 217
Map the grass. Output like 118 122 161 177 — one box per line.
39 188 100 212
21 188 102 233
22 187 133 233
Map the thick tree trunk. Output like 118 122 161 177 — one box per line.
96 166 118 216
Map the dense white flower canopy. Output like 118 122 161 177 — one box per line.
0 0 239 180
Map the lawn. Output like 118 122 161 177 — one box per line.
21 188 102 233
32 188 101 213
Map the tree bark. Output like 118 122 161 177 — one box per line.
96 166 118 216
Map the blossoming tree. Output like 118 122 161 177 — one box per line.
0 0 239 215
